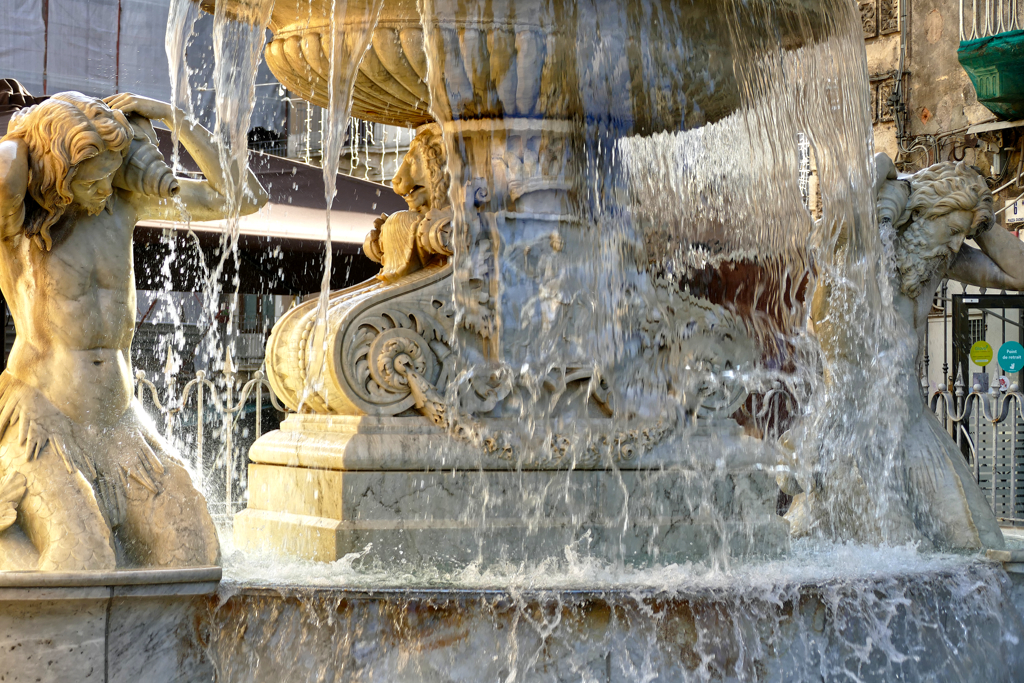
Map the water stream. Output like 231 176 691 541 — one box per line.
301 0 384 409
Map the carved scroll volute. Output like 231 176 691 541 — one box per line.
333 275 456 416
263 262 455 416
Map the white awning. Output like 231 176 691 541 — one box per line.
139 201 375 245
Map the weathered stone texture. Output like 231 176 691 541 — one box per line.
878 77 898 122
879 0 900 34
861 1 878 38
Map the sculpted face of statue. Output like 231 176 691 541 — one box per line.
893 161 993 300
6 92 133 249
69 149 122 216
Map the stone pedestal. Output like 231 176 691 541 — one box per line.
0 567 219 683
234 414 788 566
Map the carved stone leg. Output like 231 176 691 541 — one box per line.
4 438 116 571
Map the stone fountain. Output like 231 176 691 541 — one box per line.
228 0 847 567
4 0 1024 680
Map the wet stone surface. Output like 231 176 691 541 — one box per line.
190 560 1024 683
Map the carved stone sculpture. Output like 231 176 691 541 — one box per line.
0 92 268 570
231 0 796 565
241 114 788 565
363 124 452 283
788 154 1023 551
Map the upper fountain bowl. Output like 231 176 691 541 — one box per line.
201 0 842 132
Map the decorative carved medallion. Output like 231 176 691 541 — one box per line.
860 1 878 39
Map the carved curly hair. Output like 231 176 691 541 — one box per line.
896 161 993 237
411 124 450 210
3 92 131 249
893 161 994 299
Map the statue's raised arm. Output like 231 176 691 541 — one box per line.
102 92 268 223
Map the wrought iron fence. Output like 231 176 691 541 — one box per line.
961 0 1024 41
132 355 286 519
751 371 1024 527
931 373 1024 525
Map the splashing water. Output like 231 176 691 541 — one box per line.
300 0 384 409
211 0 272 229
207 540 1024 682
202 0 274 382
405 0 918 558
171 0 936 566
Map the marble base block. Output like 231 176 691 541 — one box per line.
0 568 219 683
234 415 789 565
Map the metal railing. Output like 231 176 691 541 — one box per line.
132 351 286 519
127 346 1024 526
932 371 1024 525
961 0 1024 41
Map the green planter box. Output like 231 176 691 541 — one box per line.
959 29 1024 120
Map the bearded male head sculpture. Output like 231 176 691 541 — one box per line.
892 161 994 300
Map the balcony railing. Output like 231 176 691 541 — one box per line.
961 0 1024 41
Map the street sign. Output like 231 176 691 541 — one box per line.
971 340 993 366
998 341 1024 373
1009 197 1024 225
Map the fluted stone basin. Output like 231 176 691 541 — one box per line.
206 0 839 131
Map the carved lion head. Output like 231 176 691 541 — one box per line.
391 123 449 213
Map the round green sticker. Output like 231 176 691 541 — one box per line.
971 340 993 366
999 341 1024 373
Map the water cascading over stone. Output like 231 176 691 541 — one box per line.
229 0 844 566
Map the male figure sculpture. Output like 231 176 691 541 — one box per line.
0 92 267 570
792 154 1023 550
363 124 452 283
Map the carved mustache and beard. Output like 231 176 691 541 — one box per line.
893 220 961 301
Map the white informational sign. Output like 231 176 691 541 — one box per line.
1009 197 1024 225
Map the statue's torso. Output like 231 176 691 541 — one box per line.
893 272 946 416
1 193 138 425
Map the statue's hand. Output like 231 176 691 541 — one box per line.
363 214 387 263
103 93 174 124
0 384 81 475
